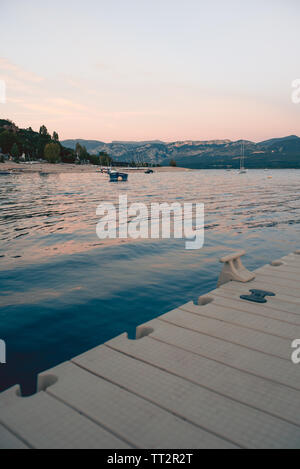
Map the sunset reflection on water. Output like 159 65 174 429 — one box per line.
0 169 299 393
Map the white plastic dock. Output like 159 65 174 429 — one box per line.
1 250 300 449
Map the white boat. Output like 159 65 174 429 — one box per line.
239 141 247 174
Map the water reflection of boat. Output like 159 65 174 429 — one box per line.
109 170 128 182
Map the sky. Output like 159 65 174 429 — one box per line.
0 0 299 142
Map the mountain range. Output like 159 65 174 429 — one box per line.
62 135 300 169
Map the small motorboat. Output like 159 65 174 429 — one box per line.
0 171 11 176
109 170 128 182
145 169 154 174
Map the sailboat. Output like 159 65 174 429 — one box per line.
239 141 247 174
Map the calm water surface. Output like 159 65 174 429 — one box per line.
0 169 300 393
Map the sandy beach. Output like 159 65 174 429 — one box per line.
0 162 191 174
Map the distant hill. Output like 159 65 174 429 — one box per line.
61 139 106 153
2 118 299 168
62 135 300 168
112 140 164 145
258 135 300 147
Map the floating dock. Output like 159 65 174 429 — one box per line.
1 250 300 449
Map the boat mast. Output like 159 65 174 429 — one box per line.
240 140 245 170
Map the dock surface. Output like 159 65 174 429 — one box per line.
1 251 300 449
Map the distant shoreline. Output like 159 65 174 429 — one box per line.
0 162 192 174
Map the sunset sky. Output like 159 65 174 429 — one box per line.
1 0 299 142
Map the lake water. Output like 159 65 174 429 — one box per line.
0 169 300 394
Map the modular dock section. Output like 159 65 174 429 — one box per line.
1 250 300 449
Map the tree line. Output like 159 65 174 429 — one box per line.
0 119 174 167
0 119 111 165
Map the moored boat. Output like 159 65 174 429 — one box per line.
109 170 128 182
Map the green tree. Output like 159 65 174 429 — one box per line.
44 143 60 163
75 143 89 163
169 159 177 167
0 130 17 154
60 147 76 164
75 142 82 156
99 151 112 166
88 154 100 165
79 145 89 162
39 125 49 137
11 143 20 161
52 131 59 142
